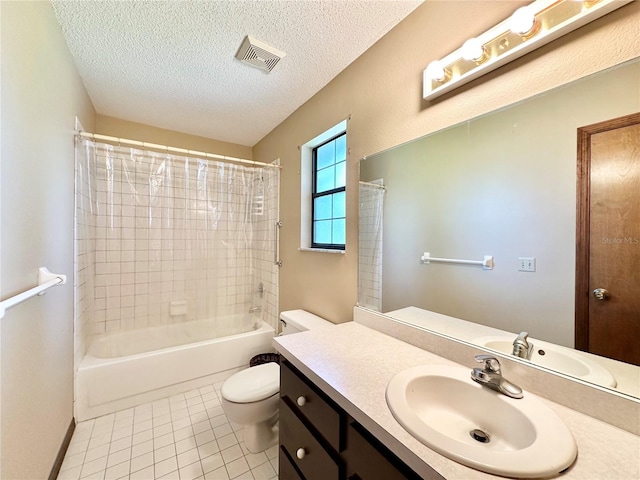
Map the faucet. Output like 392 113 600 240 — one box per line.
249 306 261 314
512 331 534 360
471 355 523 399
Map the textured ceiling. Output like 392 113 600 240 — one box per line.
51 0 423 146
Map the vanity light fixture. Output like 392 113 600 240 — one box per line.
423 0 633 101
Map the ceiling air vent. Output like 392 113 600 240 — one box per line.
235 35 285 73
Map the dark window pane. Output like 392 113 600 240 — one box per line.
316 142 335 170
314 196 332 221
332 219 346 245
335 135 346 162
316 166 335 193
335 160 346 188
314 220 332 244
332 191 345 218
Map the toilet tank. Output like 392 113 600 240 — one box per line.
280 309 333 335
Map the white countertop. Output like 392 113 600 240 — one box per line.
273 321 640 479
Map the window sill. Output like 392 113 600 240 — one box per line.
298 247 345 254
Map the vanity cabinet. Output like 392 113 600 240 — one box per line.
279 359 434 480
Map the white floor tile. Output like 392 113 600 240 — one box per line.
177 447 200 469
80 456 108 478
130 465 154 480
216 434 238 451
195 429 215 447
110 436 133 454
105 459 130 480
132 439 154 459
213 424 232 439
204 466 229 480
107 447 131 468
58 465 83 480
251 461 276 480
175 436 198 455
225 457 249 479
244 452 267 470
197 440 219 460
130 451 154 473
201 453 224 474
132 429 153 446
221 445 243 465
154 456 178 478
179 461 203 480
192 420 211 435
58 383 278 480
154 444 176 463
154 432 174 449
61 451 86 471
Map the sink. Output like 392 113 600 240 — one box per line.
386 364 577 478
473 335 617 388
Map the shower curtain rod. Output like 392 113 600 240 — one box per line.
359 180 386 189
77 131 282 169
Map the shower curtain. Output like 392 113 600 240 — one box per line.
358 181 385 311
75 137 279 360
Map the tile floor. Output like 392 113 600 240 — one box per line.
57 383 278 480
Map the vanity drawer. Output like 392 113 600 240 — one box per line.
280 399 341 480
280 360 343 450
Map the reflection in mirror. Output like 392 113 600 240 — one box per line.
358 59 640 398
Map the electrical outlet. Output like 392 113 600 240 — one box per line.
518 257 536 272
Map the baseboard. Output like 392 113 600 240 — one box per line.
48 418 75 480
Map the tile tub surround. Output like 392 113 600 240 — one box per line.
273 322 640 479
57 384 278 480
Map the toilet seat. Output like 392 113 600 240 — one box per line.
222 362 279 403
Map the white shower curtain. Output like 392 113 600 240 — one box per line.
358 181 385 311
75 137 279 355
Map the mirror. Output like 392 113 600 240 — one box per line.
358 58 640 398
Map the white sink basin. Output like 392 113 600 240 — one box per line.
386 364 577 478
473 335 617 388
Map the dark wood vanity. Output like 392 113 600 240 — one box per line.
279 358 441 480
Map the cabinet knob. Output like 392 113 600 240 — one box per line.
296 447 306 459
296 395 306 407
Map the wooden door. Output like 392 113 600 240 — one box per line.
576 113 640 366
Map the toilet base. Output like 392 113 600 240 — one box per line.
243 413 279 453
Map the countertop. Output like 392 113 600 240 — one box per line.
273 321 640 479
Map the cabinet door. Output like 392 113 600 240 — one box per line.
280 399 340 480
345 422 438 480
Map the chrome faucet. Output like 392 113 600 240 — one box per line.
512 331 534 360
249 306 261 314
471 355 523 399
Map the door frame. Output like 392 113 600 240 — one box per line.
575 112 640 352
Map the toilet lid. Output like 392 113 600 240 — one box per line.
222 362 280 403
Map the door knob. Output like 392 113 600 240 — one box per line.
593 288 610 301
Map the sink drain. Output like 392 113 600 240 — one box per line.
470 429 491 443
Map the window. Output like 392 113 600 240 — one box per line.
312 133 346 249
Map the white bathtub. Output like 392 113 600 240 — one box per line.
76 319 275 421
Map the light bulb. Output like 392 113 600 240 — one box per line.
426 60 449 83
509 6 537 36
461 38 487 62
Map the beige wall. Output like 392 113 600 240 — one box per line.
253 1 640 324
96 115 253 159
0 2 95 478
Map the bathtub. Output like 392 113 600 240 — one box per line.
76 319 275 421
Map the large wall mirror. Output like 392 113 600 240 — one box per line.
358 58 640 399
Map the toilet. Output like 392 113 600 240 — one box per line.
220 310 332 453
